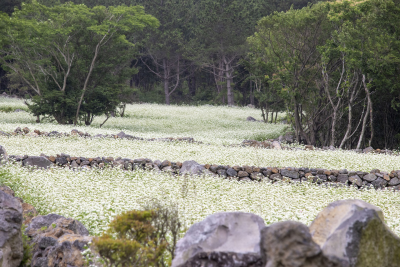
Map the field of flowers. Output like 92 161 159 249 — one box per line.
1 97 400 237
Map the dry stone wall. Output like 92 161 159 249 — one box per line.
2 127 400 191
6 152 400 191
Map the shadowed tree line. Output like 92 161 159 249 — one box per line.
1 0 400 149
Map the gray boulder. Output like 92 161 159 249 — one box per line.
281 169 299 179
309 199 400 267
246 116 257 121
372 177 388 189
337 174 349 183
260 221 341 267
0 145 7 165
349 175 363 187
271 141 281 150
363 173 377 182
26 214 89 236
22 156 52 169
0 190 23 267
172 212 265 267
389 177 400 186
26 214 91 267
363 147 374 153
179 160 206 176
226 168 238 177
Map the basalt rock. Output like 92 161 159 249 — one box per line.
179 160 206 176
0 190 23 267
22 156 52 169
309 199 400 267
260 221 342 267
0 145 8 165
171 212 265 267
27 214 91 267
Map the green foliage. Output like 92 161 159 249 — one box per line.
93 198 182 267
93 210 167 267
19 225 33 267
0 1 159 125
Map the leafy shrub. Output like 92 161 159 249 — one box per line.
93 199 183 267
140 199 182 267
93 210 168 267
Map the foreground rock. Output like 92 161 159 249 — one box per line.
22 156 52 169
26 214 91 267
0 185 38 225
179 160 206 176
172 212 265 267
260 221 341 267
0 190 23 267
309 199 400 267
0 145 8 165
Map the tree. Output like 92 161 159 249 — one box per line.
134 0 193 105
249 3 331 144
191 0 267 106
0 1 159 125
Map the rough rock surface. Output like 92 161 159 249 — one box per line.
309 199 400 267
172 212 265 267
179 160 206 176
27 214 91 267
0 190 23 267
0 185 38 225
0 145 8 165
260 221 341 267
22 156 52 169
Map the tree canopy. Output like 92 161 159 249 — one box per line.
0 0 158 125
1 0 400 148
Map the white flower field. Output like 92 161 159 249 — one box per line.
1 98 400 236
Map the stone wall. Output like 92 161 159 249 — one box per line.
7 153 400 191
1 127 397 155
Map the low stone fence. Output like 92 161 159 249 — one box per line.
1 126 398 155
5 150 400 191
0 127 199 144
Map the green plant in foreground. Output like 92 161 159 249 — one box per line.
19 225 32 267
93 210 167 267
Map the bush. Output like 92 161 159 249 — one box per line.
93 199 183 267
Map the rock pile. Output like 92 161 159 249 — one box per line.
0 186 91 267
8 150 400 191
2 126 396 154
172 199 400 267
26 214 91 267
0 127 199 144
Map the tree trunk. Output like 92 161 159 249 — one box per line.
226 70 233 106
356 97 370 149
250 81 254 105
362 75 374 147
294 102 309 144
163 58 170 105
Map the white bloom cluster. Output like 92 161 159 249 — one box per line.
1 99 400 238
3 164 400 237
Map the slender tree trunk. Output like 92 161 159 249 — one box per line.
226 63 233 106
250 81 254 105
356 97 370 149
339 101 353 149
362 75 374 147
163 58 170 105
294 102 309 144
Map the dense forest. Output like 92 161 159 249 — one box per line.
0 0 399 149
